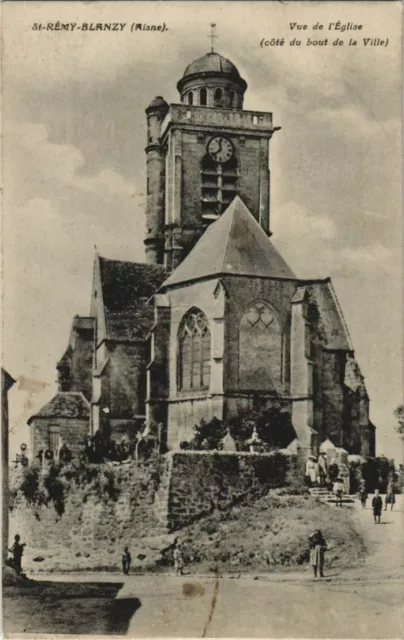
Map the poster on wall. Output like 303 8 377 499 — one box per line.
2 1 403 638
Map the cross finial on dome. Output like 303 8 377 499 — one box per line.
208 23 217 53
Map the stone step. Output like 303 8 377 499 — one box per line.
309 488 354 504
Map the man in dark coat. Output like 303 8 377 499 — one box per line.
9 534 26 574
372 489 383 523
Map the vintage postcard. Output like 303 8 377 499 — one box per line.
1 1 403 637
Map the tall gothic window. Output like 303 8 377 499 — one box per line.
200 87 207 106
187 91 193 105
178 309 211 391
201 154 238 220
239 302 282 391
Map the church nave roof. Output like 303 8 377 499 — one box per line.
162 196 297 288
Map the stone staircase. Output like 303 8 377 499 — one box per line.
309 486 355 505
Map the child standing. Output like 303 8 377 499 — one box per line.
173 542 185 576
122 546 132 575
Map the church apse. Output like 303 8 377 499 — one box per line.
238 302 282 393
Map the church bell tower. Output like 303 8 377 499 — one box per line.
144 49 280 270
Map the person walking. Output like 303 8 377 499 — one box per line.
359 479 368 508
122 546 132 575
308 530 327 578
318 453 328 487
173 541 185 576
372 489 383 523
9 534 26 575
385 481 396 511
333 477 344 507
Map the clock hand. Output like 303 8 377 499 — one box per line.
212 140 223 159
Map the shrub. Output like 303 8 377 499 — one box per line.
189 417 227 450
189 403 297 452
10 455 166 518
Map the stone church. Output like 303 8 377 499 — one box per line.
29 51 376 460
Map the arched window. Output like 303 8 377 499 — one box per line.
230 90 236 108
239 302 282 391
200 87 207 106
214 88 223 107
178 309 211 391
187 91 193 105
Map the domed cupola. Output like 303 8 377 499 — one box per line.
177 52 247 110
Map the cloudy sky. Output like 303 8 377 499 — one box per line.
2 1 402 460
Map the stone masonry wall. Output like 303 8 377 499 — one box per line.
223 276 297 395
10 451 296 572
9 462 166 573
155 451 297 531
107 342 148 419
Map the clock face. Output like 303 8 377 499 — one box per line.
207 136 234 164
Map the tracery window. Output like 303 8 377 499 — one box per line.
239 302 282 391
201 154 238 220
178 309 211 391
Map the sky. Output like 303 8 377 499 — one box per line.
2 1 403 461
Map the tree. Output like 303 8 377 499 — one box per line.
394 405 404 440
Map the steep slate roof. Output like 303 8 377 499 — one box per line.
294 280 353 351
28 392 90 424
98 258 166 341
57 345 72 369
163 197 297 288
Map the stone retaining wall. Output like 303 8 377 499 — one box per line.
9 462 166 573
9 450 296 571
155 450 297 531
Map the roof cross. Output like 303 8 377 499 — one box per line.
208 23 217 53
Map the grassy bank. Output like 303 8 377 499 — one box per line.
168 491 366 574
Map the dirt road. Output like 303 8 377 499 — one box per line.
118 495 404 637
4 495 403 637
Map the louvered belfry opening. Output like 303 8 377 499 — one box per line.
201 154 238 221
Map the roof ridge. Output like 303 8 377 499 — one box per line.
326 280 354 351
220 201 238 272
99 255 165 268
162 197 297 288
54 390 91 405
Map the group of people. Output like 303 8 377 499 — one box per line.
305 453 340 490
36 443 73 466
83 434 133 464
83 428 159 465
120 540 185 577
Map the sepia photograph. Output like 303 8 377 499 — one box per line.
1 1 403 637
